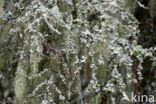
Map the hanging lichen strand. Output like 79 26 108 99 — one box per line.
0 0 155 104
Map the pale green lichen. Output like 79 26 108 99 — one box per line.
0 0 155 104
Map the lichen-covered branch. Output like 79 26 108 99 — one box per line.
0 0 155 104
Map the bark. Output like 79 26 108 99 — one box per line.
0 0 4 15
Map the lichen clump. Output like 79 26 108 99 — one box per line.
0 0 155 104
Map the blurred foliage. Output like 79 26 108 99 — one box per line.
135 0 156 97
